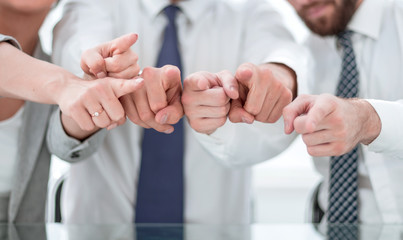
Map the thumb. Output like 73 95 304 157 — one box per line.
112 77 144 98
228 99 254 124
235 64 254 88
109 33 138 55
80 49 107 79
282 96 312 134
217 71 239 100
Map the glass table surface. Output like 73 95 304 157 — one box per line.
0 223 402 240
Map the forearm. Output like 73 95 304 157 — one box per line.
61 113 100 141
0 42 101 140
47 108 106 162
0 42 78 103
353 99 381 145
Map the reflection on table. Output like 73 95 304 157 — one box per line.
0 224 402 240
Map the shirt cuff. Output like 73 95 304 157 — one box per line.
47 108 107 162
366 99 403 157
0 35 21 50
191 120 237 166
263 47 308 96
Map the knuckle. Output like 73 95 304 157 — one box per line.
267 113 281 123
254 114 265 122
217 93 229 105
282 89 293 103
333 143 345 155
92 81 107 94
301 134 310 145
181 94 191 106
307 147 318 156
107 60 120 72
82 124 94 132
282 105 293 116
142 67 154 78
190 121 203 133
150 101 167 113
131 53 139 63
218 106 229 117
127 113 140 124
247 106 260 116
139 110 155 122
93 57 105 69
217 117 227 127
111 112 125 122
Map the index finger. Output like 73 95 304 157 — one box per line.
183 71 218 92
304 96 336 132
109 33 138 55
235 63 267 116
282 95 313 134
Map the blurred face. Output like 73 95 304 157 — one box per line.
288 0 361 36
0 0 56 13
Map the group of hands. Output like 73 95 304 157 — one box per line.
57 33 380 157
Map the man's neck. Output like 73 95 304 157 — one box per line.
0 7 49 55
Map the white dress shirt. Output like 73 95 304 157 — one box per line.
306 0 403 223
0 106 24 196
0 35 24 197
202 0 403 224
52 0 305 224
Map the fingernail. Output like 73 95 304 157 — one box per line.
97 72 107 79
230 86 236 92
107 123 118 130
160 114 168 124
284 122 289 131
164 129 174 134
242 116 251 124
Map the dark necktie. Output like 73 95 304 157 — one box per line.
135 5 184 224
327 30 360 240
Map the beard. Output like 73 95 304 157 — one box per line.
297 0 358 36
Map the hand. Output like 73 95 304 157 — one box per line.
229 63 296 124
57 77 144 139
282 94 382 157
80 33 140 80
121 65 183 133
182 70 239 134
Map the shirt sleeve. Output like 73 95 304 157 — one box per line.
46 108 107 162
52 0 116 75
242 0 309 96
366 99 403 158
48 0 115 161
192 1 302 167
193 119 298 168
0 34 22 50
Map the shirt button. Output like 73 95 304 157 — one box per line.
70 151 81 159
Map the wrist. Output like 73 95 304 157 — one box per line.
50 70 81 105
263 63 297 99
355 99 382 145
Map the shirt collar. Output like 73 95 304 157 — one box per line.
141 0 215 23
347 0 385 40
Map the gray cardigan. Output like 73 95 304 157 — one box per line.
0 34 99 223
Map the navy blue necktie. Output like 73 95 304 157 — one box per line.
327 30 359 240
135 5 184 223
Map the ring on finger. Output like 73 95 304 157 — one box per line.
90 108 104 117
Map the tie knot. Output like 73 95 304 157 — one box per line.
337 30 354 50
163 5 180 23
